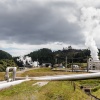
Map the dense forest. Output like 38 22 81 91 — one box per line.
1 46 100 70
27 47 91 65
0 50 12 60
26 46 100 66
0 50 16 72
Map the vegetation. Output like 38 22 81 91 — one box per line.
27 48 91 64
18 68 100 99
0 72 5 80
0 47 100 99
77 79 100 99
0 59 17 72
13 47 91 67
0 67 100 99
0 47 100 68
19 68 86 77
0 81 91 100
92 87 100 98
77 79 100 88
0 50 12 60
0 50 17 72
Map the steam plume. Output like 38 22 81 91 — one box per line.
17 56 33 66
17 56 39 67
81 7 100 60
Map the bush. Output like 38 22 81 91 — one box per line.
0 59 17 72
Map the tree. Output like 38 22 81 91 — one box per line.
28 48 54 64
68 46 72 50
0 50 12 60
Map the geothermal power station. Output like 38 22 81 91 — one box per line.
1 6 100 99
88 58 100 70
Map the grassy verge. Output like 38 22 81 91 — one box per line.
0 68 99 99
91 84 100 98
0 80 37 100
36 81 91 100
0 81 91 100
18 68 86 77
77 79 100 88
0 72 5 81
77 79 100 99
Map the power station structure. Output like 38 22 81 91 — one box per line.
88 58 100 70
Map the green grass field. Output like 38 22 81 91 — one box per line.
0 67 100 100
19 67 86 77
0 81 91 100
0 72 5 81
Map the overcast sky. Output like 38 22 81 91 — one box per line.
0 0 100 56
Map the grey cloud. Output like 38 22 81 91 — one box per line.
0 0 84 45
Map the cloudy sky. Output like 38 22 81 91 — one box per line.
0 0 100 56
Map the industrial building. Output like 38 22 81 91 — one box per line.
88 58 100 70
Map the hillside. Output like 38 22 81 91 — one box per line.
0 81 91 100
27 48 91 65
0 50 12 60
0 50 16 72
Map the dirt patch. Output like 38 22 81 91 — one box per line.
32 81 49 87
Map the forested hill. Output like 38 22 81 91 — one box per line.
0 50 17 72
0 50 12 60
27 48 94 64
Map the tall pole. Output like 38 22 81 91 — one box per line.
37 58 38 67
72 58 73 72
87 57 89 72
55 58 57 64
65 56 67 70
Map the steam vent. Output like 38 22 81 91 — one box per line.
88 58 100 70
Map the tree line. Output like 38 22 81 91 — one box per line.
0 50 17 71
26 47 93 65
26 47 100 66
0 47 100 70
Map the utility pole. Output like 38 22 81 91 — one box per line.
37 58 38 67
72 58 74 72
55 58 57 64
65 56 67 70
87 57 89 72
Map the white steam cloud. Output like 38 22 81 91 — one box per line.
17 56 39 67
81 7 100 60
17 56 33 66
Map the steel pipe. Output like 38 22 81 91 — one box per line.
31 73 100 81
5 67 17 82
0 79 30 90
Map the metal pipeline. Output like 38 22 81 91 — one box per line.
0 79 30 90
2 67 100 90
1 72 100 90
31 73 100 81
5 67 17 82
1 67 100 90
5 67 100 81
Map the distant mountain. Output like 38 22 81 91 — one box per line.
0 50 12 60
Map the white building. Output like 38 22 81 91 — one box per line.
33 61 39 67
88 58 100 70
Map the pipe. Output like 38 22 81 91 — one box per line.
31 73 100 81
5 67 17 82
1 68 100 90
0 79 30 90
1 72 100 90
2 67 100 90
13 67 17 81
